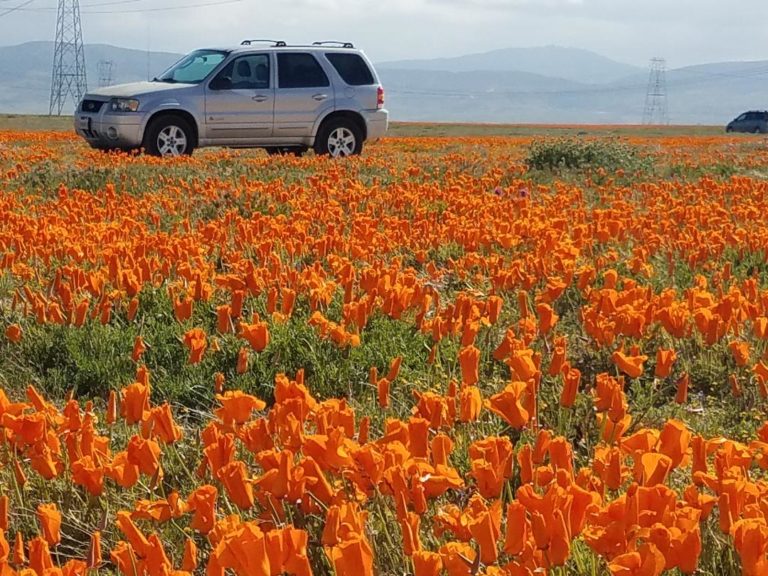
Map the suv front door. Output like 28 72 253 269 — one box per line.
275 52 334 138
204 53 274 143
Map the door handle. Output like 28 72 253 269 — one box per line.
312 94 328 101
252 95 268 102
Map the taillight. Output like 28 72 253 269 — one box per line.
377 86 385 109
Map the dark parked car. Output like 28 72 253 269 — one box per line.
726 111 768 134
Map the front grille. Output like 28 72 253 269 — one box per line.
81 99 105 113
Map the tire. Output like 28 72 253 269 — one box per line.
314 118 363 157
754 126 763 134
265 146 307 157
143 115 195 157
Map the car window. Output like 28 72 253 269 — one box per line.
277 53 330 89
736 113 748 121
325 53 375 86
212 54 270 90
157 50 228 84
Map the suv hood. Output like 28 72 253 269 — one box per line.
86 81 195 98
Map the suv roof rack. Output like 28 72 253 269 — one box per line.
241 39 286 46
312 41 355 49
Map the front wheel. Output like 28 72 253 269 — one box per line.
143 115 195 157
314 119 363 157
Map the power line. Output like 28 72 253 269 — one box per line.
0 0 34 17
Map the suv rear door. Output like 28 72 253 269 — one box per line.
274 52 334 138
204 52 274 143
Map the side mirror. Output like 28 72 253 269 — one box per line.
210 77 232 91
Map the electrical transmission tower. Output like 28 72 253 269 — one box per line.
98 60 115 88
49 0 87 116
642 57 668 125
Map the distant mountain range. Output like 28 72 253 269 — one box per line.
2 41 767 125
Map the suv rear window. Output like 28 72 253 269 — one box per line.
325 53 375 86
277 53 330 88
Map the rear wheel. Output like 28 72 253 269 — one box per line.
143 115 195 157
314 118 363 157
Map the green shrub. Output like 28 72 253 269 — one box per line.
526 137 646 172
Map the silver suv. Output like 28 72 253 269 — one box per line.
74 40 388 157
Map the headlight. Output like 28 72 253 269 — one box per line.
109 98 140 112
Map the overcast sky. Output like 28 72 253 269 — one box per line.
1 0 766 67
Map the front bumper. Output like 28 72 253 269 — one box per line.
74 108 146 149
363 108 389 141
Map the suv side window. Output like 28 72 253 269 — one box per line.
212 54 270 90
277 53 330 89
325 53 375 86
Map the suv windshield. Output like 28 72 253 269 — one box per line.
155 49 229 84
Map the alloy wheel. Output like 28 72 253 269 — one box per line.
157 125 188 157
327 127 356 158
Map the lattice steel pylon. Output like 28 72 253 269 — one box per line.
98 60 114 88
642 57 668 125
49 0 87 115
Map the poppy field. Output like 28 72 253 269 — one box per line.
1 128 768 575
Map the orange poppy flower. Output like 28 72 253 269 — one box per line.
458 345 480 386
71 456 105 496
536 302 559 335
560 367 581 408
0 495 7 531
216 304 232 334
729 340 750 367
487 381 530 429
142 402 183 444
131 335 147 362
4 324 21 343
458 384 482 422
126 435 162 478
187 485 218 534
608 542 666 576
236 346 249 374
219 460 255 510
612 349 647 379
110 541 139 576
28 537 54 575
106 389 118 425
36 503 61 546
654 348 676 378
400 512 422 556
215 390 266 425
507 348 538 382
413 551 443 576
674 373 689 404
183 327 207 364
13 531 25 565
88 531 102 568
182 537 198 572
120 381 149 425
239 321 270 352
387 356 403 382
377 377 390 408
